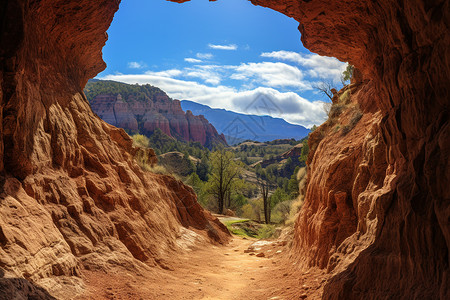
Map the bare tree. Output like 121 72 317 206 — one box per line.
256 170 276 224
312 81 334 100
323 102 332 116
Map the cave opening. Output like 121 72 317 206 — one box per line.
0 0 448 299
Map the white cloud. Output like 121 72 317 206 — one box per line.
127 61 146 69
231 62 312 90
102 50 347 128
184 58 203 63
261 51 347 83
185 68 222 85
208 43 238 50
99 73 326 128
144 69 183 77
196 53 214 60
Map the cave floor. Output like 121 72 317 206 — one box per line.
76 237 326 300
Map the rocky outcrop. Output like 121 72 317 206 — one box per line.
239 1 449 299
258 143 303 168
0 1 229 298
86 80 228 148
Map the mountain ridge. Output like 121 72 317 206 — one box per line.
181 100 310 144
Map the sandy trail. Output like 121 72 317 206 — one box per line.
77 236 325 300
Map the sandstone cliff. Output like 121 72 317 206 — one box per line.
238 1 449 299
0 1 229 298
85 80 228 149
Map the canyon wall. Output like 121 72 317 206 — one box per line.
243 0 449 299
86 81 228 148
0 0 229 297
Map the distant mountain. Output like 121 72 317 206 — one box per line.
181 100 310 144
84 80 227 148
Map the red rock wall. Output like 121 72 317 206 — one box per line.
244 0 450 299
0 0 229 297
89 92 227 148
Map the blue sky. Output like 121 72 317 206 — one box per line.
99 0 347 128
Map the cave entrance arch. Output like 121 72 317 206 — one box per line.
0 0 448 299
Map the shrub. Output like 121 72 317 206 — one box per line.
329 103 346 119
339 90 351 104
147 165 170 175
257 224 279 239
132 134 150 148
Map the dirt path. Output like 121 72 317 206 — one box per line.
78 236 326 300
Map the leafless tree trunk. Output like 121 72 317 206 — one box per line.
312 81 334 100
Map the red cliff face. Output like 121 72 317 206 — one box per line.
89 87 228 148
0 0 229 297
240 0 449 299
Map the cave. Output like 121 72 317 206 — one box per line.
0 0 448 299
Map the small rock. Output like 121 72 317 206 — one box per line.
256 252 265 257
299 294 308 299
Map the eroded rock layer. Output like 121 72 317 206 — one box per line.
244 0 449 299
0 0 229 298
85 80 228 148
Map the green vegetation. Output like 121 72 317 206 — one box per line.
132 133 150 148
222 219 279 239
342 64 354 83
223 219 255 237
131 122 308 227
323 86 363 136
205 149 242 214
84 80 163 103
232 139 302 166
145 128 209 157
88 80 311 229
